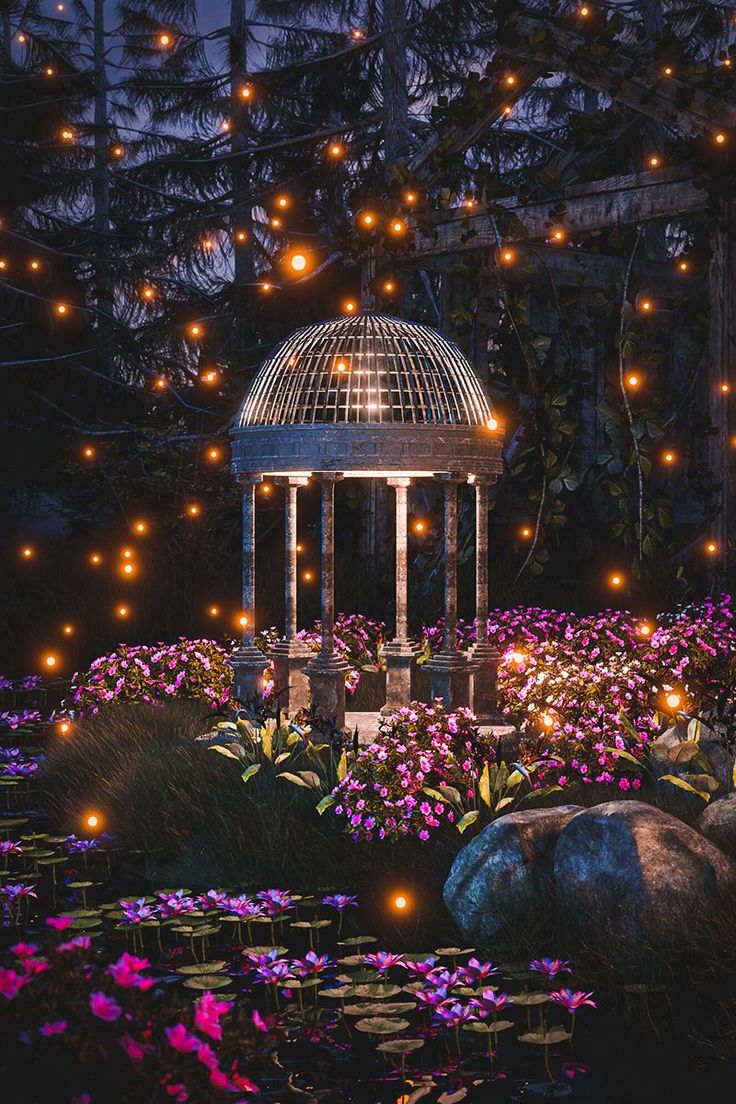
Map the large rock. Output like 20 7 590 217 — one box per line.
554 800 736 944
443 806 582 942
696 793 736 857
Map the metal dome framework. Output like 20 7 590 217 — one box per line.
229 312 505 731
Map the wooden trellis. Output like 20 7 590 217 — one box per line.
389 11 736 571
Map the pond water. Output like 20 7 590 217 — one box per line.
1 738 734 1103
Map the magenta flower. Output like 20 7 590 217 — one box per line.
46 915 74 931
119 1033 146 1063
89 991 122 1022
529 957 573 979
550 988 597 1014
10 942 39 958
471 989 511 1016
363 950 405 974
293 951 332 977
322 894 358 910
0 967 27 1000
194 991 233 1041
401 956 437 977
40 1019 67 1036
434 1001 478 1027
165 1023 200 1053
57 936 92 953
460 957 499 983
107 953 155 991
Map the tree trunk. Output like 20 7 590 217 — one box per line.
707 202 736 581
230 0 256 369
382 0 409 165
93 0 114 377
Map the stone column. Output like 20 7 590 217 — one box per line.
304 473 350 728
270 476 311 715
424 473 474 709
229 473 271 704
467 475 503 723
381 477 420 715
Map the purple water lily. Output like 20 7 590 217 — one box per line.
550 988 597 1014
363 950 405 974
434 1001 478 1027
322 894 357 911
530 957 573 979
471 989 511 1016
293 951 332 977
120 898 157 924
460 957 499 984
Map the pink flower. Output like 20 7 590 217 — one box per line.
10 942 39 959
46 916 73 931
40 1019 67 1036
195 991 233 1041
57 936 92 953
165 1023 200 1053
0 968 26 1000
89 991 122 1022
119 1033 146 1063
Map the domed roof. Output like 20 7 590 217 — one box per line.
238 311 494 427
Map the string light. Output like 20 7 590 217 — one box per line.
120 547 134 560
463 197 478 209
541 712 555 728
208 605 220 617
221 119 231 133
358 211 376 229
296 543 304 554
132 520 148 535
237 612 248 630
17 33 26 43
62 623 74 636
158 32 171 48
235 229 247 242
392 894 408 911
519 525 532 539
58 720 71 735
327 141 344 158
270 216 283 229
721 382 731 394
350 28 365 41
550 227 566 243
115 604 130 618
141 285 156 301
412 520 426 535
637 621 653 637
486 415 499 431
382 278 396 294
111 145 124 159
187 322 203 339
288 251 308 273
334 359 349 374
202 237 215 251
82 445 95 459
42 653 59 670
388 218 406 236
121 562 136 577
302 569 314 582
274 194 289 210
705 539 719 554
647 155 661 169
60 127 74 142
662 449 677 465
29 259 41 272
44 66 55 77
85 813 100 830
663 65 674 76
677 258 690 272
55 303 68 316
343 299 358 313
500 247 515 265
403 190 417 205
186 503 201 517
609 572 624 588
0 259 7 271
714 131 728 145
578 3 591 15
502 104 512 116
261 482 272 496
504 73 516 86
638 297 653 312
201 368 219 385
154 375 168 390
665 690 683 711
89 552 102 566
239 84 254 100
206 446 222 462
20 545 35 560
259 282 273 293
625 372 641 390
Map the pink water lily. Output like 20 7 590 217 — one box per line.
363 950 405 974
40 1019 67 1036
165 1022 200 1053
550 988 597 1014
89 991 122 1021
0 967 27 1000
195 991 233 1041
530 957 573 979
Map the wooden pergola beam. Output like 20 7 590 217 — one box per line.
404 241 702 296
412 164 706 258
506 15 736 138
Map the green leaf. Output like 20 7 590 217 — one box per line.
457 810 479 834
604 746 643 767
337 750 348 781
209 744 241 761
316 794 336 816
479 762 491 807
660 775 710 801
278 771 310 788
241 763 261 783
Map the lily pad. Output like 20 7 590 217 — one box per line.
338 955 366 967
243 945 288 957
435 947 474 957
355 1016 409 1034
318 985 355 1000
353 984 403 999
518 1027 572 1045
338 935 378 947
376 1038 425 1054
182 975 233 991
290 919 331 930
511 992 550 1006
176 961 227 975
464 1019 515 1034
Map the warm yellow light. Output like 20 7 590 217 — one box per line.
141 285 156 301
502 104 512 116
122 562 135 576
389 218 406 235
382 279 396 294
334 358 349 374
89 552 102 565
61 127 74 142
201 368 219 384
259 282 273 293
665 691 682 710
133 520 147 534
609 572 624 588
637 621 652 637
579 3 590 15
239 84 253 100
551 227 565 243
541 713 555 728
639 298 653 312
677 259 690 272
21 545 34 559
715 131 727 145
154 375 168 390
648 155 661 169
43 653 58 669
486 415 499 431
188 322 203 338
17 33 26 43
269 217 283 230
58 720 71 735
0 260 7 271
663 65 673 76
85 813 100 830
29 259 41 271
520 525 532 539
208 605 220 617
44 66 55 77
235 229 247 242
62 623 74 636
261 482 272 496
275 194 289 209
82 445 95 459
413 520 426 535
207 446 221 461
463 197 477 209
343 299 357 313
302 569 314 582
296 543 304 554
625 373 640 390
404 190 417 205
158 32 171 47
289 252 308 272
55 303 68 316
328 141 344 158
504 74 516 86
724 58 733 68
202 237 214 251
705 540 719 554
116 604 130 618
350 28 365 40
721 382 730 394
662 450 676 465
509 650 526 665
221 119 231 132
111 145 124 159
393 895 408 911
186 503 201 517
500 248 515 265
121 547 134 559
359 211 376 229
237 612 248 629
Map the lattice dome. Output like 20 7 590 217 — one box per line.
238 311 494 427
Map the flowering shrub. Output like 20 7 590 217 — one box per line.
69 639 233 715
331 702 494 841
296 611 385 695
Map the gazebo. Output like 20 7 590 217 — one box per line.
229 310 504 730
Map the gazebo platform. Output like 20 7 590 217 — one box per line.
346 711 516 745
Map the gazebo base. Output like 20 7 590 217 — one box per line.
346 711 516 747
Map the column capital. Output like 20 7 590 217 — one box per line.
237 472 264 486
386 476 412 489
273 475 310 487
468 473 495 487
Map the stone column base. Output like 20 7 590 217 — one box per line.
423 652 476 711
467 643 505 725
380 640 421 716
304 652 350 730
229 644 271 706
270 641 312 716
